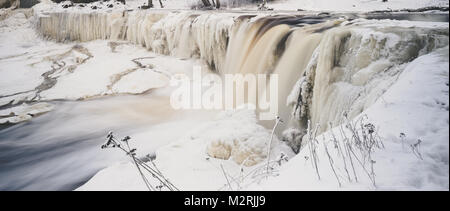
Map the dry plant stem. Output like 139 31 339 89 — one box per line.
330 122 352 182
218 159 281 191
324 141 342 187
102 134 179 191
312 124 321 180
340 118 358 182
307 120 321 180
131 156 154 190
125 140 155 191
266 117 282 177
136 159 178 191
348 143 376 187
221 164 233 191
147 159 179 190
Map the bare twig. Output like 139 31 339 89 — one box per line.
101 132 179 191
324 141 341 187
220 164 233 191
411 139 424 160
266 116 283 176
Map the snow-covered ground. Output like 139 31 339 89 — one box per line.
78 107 294 191
29 0 450 13
268 0 449 12
131 0 450 12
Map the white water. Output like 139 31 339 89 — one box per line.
35 9 449 136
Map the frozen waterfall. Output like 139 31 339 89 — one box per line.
35 9 449 146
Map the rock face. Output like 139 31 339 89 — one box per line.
51 0 108 3
1 0 19 8
19 0 39 8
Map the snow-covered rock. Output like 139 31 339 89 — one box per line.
203 107 292 166
0 102 54 124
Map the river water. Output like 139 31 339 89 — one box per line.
0 93 217 190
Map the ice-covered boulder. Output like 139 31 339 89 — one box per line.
204 107 292 166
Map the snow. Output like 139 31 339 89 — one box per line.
33 0 131 13
78 107 294 191
253 46 449 191
268 0 449 12
0 9 211 124
110 68 169 94
38 41 183 100
0 12 44 96
304 19 448 133
76 17 448 191
32 0 449 13
79 44 449 190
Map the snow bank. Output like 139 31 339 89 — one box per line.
268 0 449 12
78 107 294 190
33 0 450 12
33 0 131 13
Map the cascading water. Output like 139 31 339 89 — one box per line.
34 9 449 151
37 10 234 71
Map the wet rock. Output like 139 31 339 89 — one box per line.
20 0 40 8
0 103 54 125
1 0 19 9
62 2 74 8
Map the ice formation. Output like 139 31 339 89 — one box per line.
33 8 449 153
36 10 234 71
0 102 54 124
203 107 293 166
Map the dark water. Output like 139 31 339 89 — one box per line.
0 93 216 191
0 99 127 190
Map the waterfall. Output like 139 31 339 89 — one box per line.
305 24 449 132
34 10 449 148
36 11 234 71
